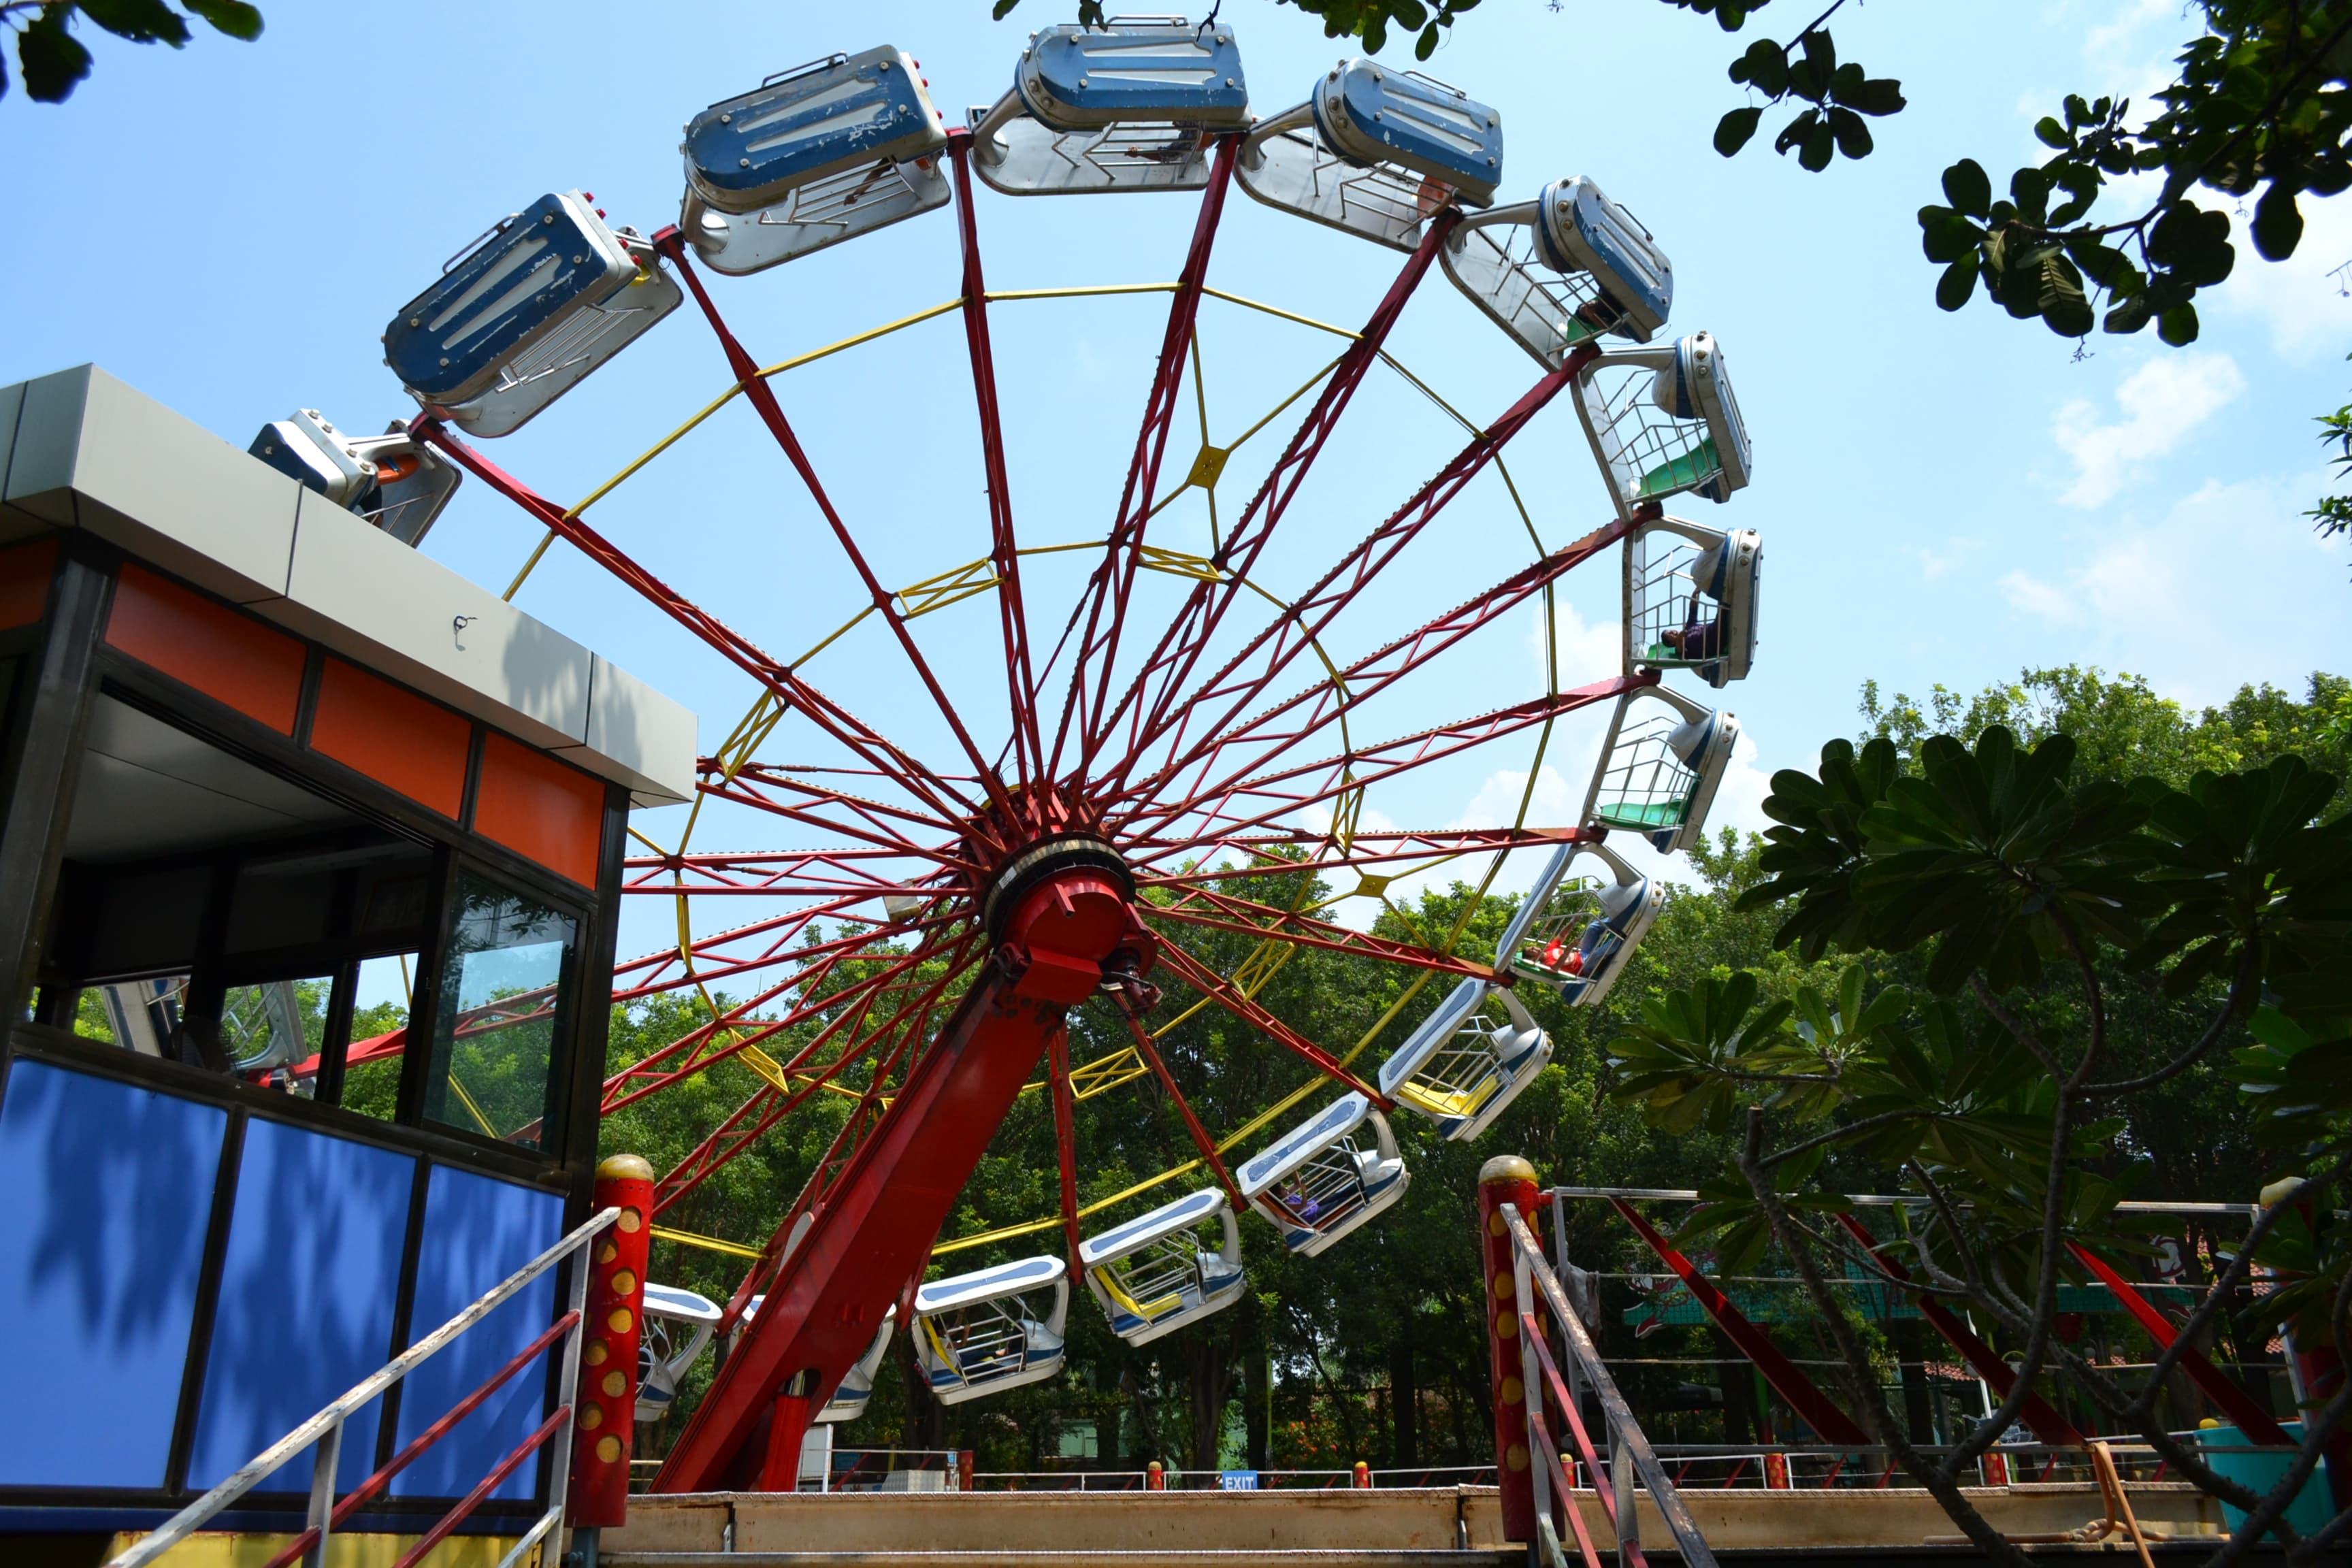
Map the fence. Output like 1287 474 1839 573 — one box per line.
106 1206 616 1568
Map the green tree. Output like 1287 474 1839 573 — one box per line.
1 1 261 102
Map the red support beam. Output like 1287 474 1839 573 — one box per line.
2068 1241 2293 1448
1608 1196 1874 1448
1123 1011 1245 1210
1048 1026 1086 1274
1830 1213 2082 1448
1152 939 1388 1108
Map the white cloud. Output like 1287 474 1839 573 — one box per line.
2209 193 2352 363
2051 351 2244 508
1529 595 1623 685
1999 568 2085 625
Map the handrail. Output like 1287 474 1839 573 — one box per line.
1548 1186 2259 1218
1503 1203 1718 1568
110 1206 618 1568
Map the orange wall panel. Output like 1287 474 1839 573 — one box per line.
308 657 472 818
103 564 304 734
473 732 605 887
0 538 58 630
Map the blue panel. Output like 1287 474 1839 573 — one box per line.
188 1119 414 1493
0 1060 225 1488
1017 24 1250 132
1312 61 1502 205
391 1166 564 1501
684 48 945 214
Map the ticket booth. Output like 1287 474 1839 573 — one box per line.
0 367 695 1544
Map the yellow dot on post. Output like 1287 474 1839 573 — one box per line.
581 1404 604 1431
1492 1270 1515 1299
612 1269 638 1296
618 1208 643 1234
1497 1312 1518 1339
602 1369 628 1398
1507 1444 1529 1473
596 1435 623 1465
597 1242 617 1265
608 1307 634 1334
585 1341 608 1366
1488 1211 1505 1237
1501 1376 1524 1406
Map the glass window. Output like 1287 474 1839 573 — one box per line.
216 976 335 1094
337 951 416 1123
422 872 576 1149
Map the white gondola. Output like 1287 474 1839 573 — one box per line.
818 1309 896 1423
679 48 953 276
1236 1092 1407 1256
382 191 683 439
1629 516 1761 689
1377 977 1552 1143
1571 331 1751 521
248 410 461 546
1584 686 1739 855
1079 1188 1245 1345
970 18 1248 197
636 1283 724 1423
911 1255 1068 1404
1443 176 1672 368
1237 60 1500 251
1494 841 1664 1009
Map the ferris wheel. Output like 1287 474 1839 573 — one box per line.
257 18 1761 1490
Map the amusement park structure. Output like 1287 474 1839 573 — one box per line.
0 14 1774 1559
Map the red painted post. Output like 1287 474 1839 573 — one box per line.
1982 1451 2010 1487
1763 1450 1790 1490
1478 1155 1541 1546
1147 1460 1164 1490
958 1449 975 1492
569 1155 653 1529
1353 1460 1370 1489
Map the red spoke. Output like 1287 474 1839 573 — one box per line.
652 937 978 1216
656 233 1023 838
1085 213 1460 795
697 774 979 875
1040 137 1239 785
1122 519 1627 828
1103 368 1601 810
1144 882 1494 981
1047 1026 1085 1273
1137 826 1589 882
415 420 985 832
1152 939 1388 1108
622 847 946 901
949 133 1043 796
1122 677 1644 849
1122 1011 1245 1209
611 905 902 1000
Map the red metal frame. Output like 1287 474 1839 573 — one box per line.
2068 1241 2293 1447
1122 1012 1245 1210
1607 1196 1874 1448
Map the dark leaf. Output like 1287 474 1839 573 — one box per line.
1936 254 1980 311
1729 37 1787 96
1390 0 1429 29
2035 116 2069 150
182 0 263 38
1918 206 1981 263
1797 24 1835 78
18 10 93 101
2158 301 2200 346
2009 166 2050 226
78 0 191 45
1827 105 1872 159
1715 105 1764 157
2253 180 2305 262
1362 14 1388 54
1773 106 1818 155
1942 159 1991 219
1415 22 1439 60
1796 115 1833 171
1840 76 1906 116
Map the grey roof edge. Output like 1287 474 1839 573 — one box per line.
0 365 697 807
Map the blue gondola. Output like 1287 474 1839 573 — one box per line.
972 17 1247 196
1079 1188 1244 1345
911 1256 1069 1403
1583 687 1740 855
248 409 461 546
636 1283 723 1423
1237 1092 1408 1256
1494 841 1664 1009
1238 62 1501 250
1571 331 1752 521
819 1311 898 1422
1629 515 1761 688
683 48 947 216
1444 174 1671 369
1377 978 1552 1143
382 191 681 438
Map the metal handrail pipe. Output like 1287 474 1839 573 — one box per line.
1503 1203 1717 1568
1548 1186 2259 1218
108 1206 620 1568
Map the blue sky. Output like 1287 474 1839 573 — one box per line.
6 0 2349 977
